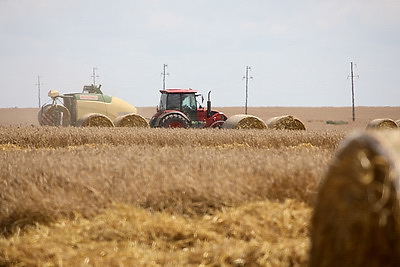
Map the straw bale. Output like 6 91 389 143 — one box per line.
113 113 149 128
222 114 267 129
75 113 114 127
366 118 398 130
266 115 306 130
38 104 70 126
310 131 400 267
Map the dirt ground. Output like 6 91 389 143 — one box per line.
0 106 399 130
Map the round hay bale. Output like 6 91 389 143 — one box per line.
221 114 267 129
310 131 400 267
114 113 149 128
366 118 398 130
266 115 306 130
75 113 114 127
38 104 70 126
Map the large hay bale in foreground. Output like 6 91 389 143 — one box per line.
366 118 398 130
75 113 114 127
310 132 400 267
222 114 267 129
114 113 149 128
266 115 306 130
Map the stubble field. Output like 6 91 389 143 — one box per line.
0 106 399 266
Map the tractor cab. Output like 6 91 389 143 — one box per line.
158 89 199 121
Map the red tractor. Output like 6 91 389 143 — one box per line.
149 89 228 128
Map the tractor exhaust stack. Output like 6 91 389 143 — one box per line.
207 91 212 118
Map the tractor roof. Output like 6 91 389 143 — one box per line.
160 88 198 94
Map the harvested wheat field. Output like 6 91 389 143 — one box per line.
0 126 340 266
0 106 399 266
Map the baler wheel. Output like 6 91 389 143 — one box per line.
38 104 70 126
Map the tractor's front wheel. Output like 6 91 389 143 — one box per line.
161 114 189 128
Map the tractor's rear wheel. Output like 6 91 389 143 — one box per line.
161 114 189 128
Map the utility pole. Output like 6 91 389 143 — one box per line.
348 62 359 121
243 66 253 114
161 64 169 90
36 75 42 108
91 67 99 86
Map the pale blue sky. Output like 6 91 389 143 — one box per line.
1 0 399 108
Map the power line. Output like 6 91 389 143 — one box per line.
243 66 253 114
36 75 42 108
347 62 359 121
161 64 169 90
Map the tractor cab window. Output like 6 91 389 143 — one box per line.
159 93 168 110
166 94 181 110
181 93 197 121
182 94 196 111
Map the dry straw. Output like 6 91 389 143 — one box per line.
113 113 149 128
0 200 311 266
310 131 400 266
222 114 267 129
366 118 398 130
266 115 306 130
75 113 114 127
0 126 345 149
